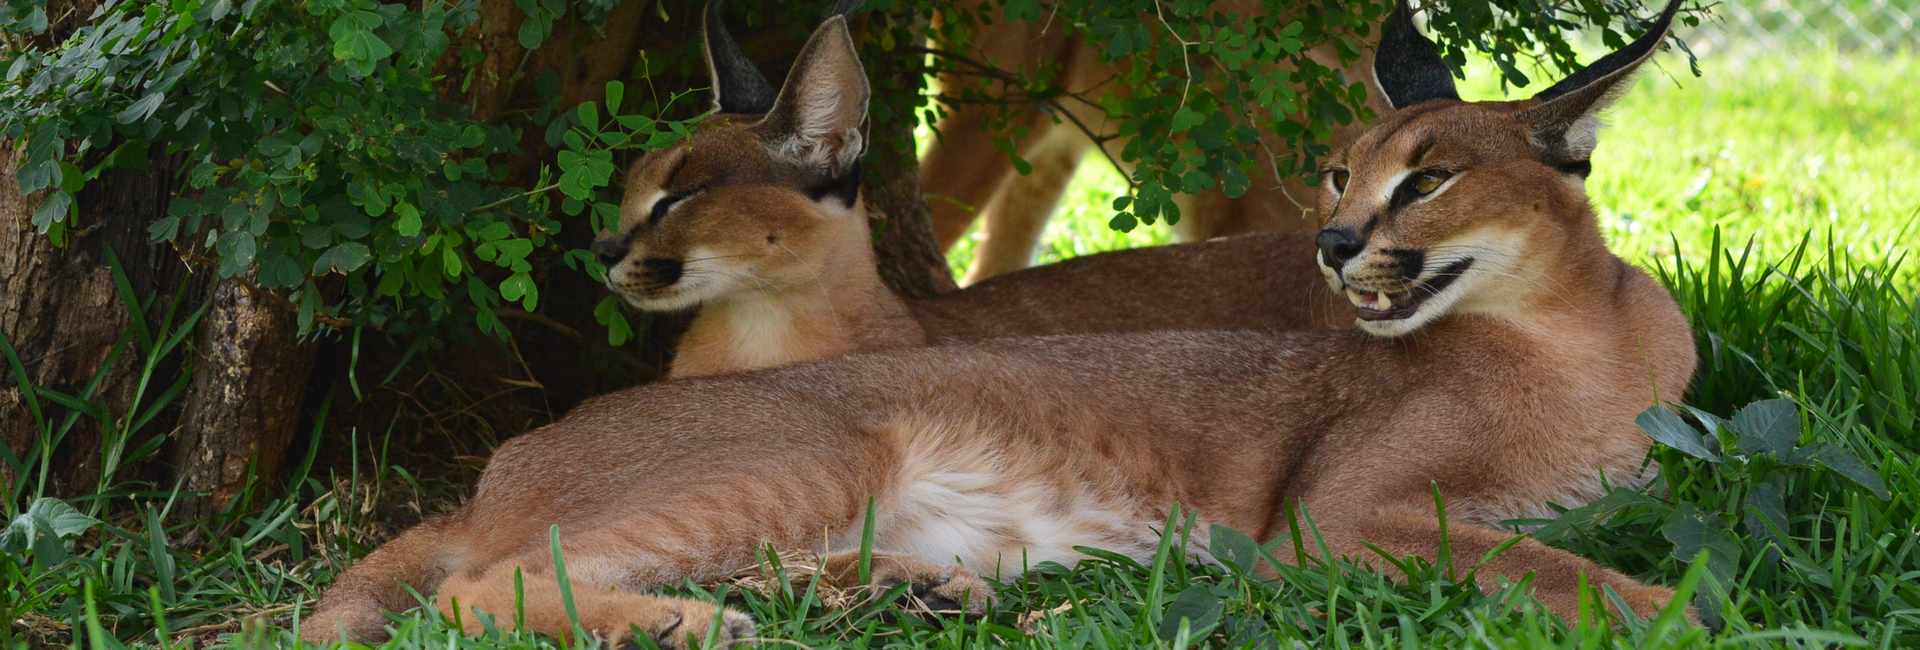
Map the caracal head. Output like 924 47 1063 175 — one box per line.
1316 0 1681 338
594 2 869 312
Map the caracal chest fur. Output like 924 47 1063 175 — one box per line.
305 2 1696 646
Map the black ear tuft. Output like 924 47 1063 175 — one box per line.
823 0 864 20
1518 0 1683 166
703 0 778 114
1372 0 1459 110
1529 0 1684 104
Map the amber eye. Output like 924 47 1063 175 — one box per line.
1411 171 1451 195
1325 169 1350 193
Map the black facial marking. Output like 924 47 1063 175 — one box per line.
1554 160 1593 178
649 193 686 224
1390 249 1426 280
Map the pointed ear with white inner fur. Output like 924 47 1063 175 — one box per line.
1516 0 1683 172
755 16 869 178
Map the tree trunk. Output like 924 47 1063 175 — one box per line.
0 148 194 497
173 276 315 513
856 9 956 299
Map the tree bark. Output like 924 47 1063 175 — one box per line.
0 148 194 496
855 9 957 299
173 276 315 513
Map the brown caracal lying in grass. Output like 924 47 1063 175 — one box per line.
305 2 1696 646
594 2 1345 379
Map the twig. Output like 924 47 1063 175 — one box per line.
1151 0 1196 121
912 47 1135 186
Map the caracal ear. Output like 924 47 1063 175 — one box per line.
1516 0 1683 171
703 0 778 114
1372 0 1459 110
755 16 869 177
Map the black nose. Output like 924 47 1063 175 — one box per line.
640 257 682 285
591 237 629 267
1316 227 1365 267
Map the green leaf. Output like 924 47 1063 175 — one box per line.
1730 398 1799 456
313 242 372 275
604 80 624 114
216 230 258 278
1803 443 1890 499
26 498 95 539
1660 503 1739 584
1206 523 1260 574
499 273 538 310
2 498 98 566
394 202 422 237
31 190 71 231
1170 107 1206 133
116 92 166 124
576 101 599 129
443 247 464 278
1156 585 1223 640
329 11 395 73
493 238 535 266
148 216 181 243
594 296 632 346
258 252 303 289
1743 476 1788 545
1637 403 1719 462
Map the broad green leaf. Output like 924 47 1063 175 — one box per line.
1660 503 1739 584
26 498 95 539
1731 398 1799 456
313 242 372 275
259 252 303 289
1156 585 1223 640
1743 476 1788 546
1804 443 1890 499
1637 403 1719 462
1207 523 1260 574
216 230 258 278
1170 107 1206 133
115 92 165 124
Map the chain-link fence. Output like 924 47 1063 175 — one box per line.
1688 0 1920 62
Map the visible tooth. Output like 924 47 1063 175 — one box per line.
1346 288 1366 306
1376 292 1394 310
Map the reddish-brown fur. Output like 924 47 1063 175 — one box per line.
303 7 1696 647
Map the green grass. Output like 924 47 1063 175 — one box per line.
7 50 1919 648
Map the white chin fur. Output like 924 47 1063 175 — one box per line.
615 275 727 312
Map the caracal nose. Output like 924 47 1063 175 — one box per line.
591 238 629 267
1315 227 1364 267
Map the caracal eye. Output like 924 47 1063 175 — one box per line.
1412 171 1450 195
1326 169 1350 193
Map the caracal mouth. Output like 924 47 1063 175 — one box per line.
610 282 708 312
1344 258 1475 321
